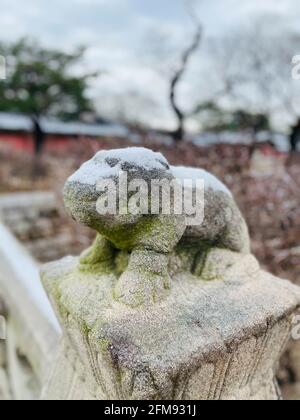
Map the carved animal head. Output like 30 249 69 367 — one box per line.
63 148 184 251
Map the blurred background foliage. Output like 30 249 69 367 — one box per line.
0 38 95 119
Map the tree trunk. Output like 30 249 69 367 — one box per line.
170 86 185 142
172 121 184 142
168 11 202 143
31 115 46 177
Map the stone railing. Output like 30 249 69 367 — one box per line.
0 223 60 400
0 191 81 263
1 147 300 400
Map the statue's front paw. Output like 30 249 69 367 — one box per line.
114 269 171 308
79 235 115 274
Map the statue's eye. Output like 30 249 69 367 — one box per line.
105 158 120 167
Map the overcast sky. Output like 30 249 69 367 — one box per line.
1 0 300 129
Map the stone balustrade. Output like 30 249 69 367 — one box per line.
0 191 85 263
0 223 60 400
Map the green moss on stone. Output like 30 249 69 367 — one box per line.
98 338 110 353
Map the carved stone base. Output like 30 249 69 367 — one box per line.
41 254 300 400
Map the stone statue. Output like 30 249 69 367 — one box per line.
64 147 250 307
41 147 300 400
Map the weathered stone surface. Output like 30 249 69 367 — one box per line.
278 338 300 400
1 149 297 400
42 254 300 400
40 148 300 400
63 148 250 307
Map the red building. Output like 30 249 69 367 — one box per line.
0 112 129 153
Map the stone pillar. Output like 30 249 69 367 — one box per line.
41 148 300 400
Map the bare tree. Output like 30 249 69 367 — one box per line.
143 0 202 141
190 17 300 138
142 9 300 144
169 0 202 141
212 19 300 127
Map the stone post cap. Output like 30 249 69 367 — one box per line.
42 255 300 400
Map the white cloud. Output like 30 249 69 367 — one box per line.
0 0 300 128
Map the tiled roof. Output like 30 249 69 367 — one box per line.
0 112 129 138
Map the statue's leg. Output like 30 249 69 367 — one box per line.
114 249 171 307
79 233 116 273
221 216 251 255
194 248 241 280
113 213 186 307
193 203 251 280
